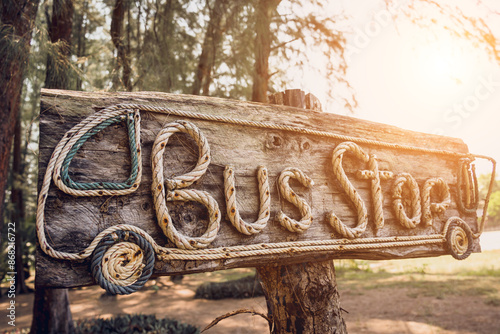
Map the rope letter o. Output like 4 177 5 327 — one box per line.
393 173 421 229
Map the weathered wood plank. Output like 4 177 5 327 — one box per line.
37 89 480 288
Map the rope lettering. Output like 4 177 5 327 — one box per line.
35 105 491 294
277 167 314 233
421 178 451 226
328 142 393 239
392 173 422 229
224 165 271 235
151 120 220 250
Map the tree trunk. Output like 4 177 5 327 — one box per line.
257 261 347 334
111 0 132 91
30 288 75 334
45 0 74 89
11 112 30 294
74 0 88 91
192 0 228 96
251 0 281 102
0 0 39 233
159 0 175 92
31 0 75 332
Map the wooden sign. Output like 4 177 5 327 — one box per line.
37 89 494 294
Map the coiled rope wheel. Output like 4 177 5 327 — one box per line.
445 217 473 260
91 230 155 295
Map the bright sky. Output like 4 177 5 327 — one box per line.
308 0 500 175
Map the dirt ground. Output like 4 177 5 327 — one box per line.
1 267 499 334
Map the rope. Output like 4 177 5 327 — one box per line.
224 165 271 235
53 109 142 197
421 178 451 226
277 167 314 233
103 103 475 159
166 189 221 249
392 173 422 229
35 103 493 280
90 230 155 295
328 142 369 239
474 155 496 238
36 108 143 261
457 158 479 214
151 120 220 249
151 120 211 191
58 112 139 191
356 155 393 229
444 217 473 260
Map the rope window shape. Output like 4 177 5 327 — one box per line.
151 120 220 250
36 108 144 262
52 110 142 196
53 111 141 195
277 167 314 233
224 165 271 235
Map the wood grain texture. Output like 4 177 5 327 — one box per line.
257 262 347 334
37 89 479 288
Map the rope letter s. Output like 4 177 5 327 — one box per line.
277 167 314 233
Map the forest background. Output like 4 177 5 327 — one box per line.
1 0 500 332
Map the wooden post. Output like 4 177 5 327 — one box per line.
258 262 346 333
260 89 347 333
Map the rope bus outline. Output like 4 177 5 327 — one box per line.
36 104 496 295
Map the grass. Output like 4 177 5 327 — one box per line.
185 250 500 306
334 249 500 306
190 268 256 283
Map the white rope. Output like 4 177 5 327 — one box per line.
328 142 369 239
224 165 271 235
277 167 314 233
151 120 220 249
393 173 422 229
421 178 451 226
101 242 145 286
151 120 210 191
356 155 394 230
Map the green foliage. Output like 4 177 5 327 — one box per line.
194 274 264 300
335 252 500 307
478 173 500 229
486 191 500 227
74 314 200 334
